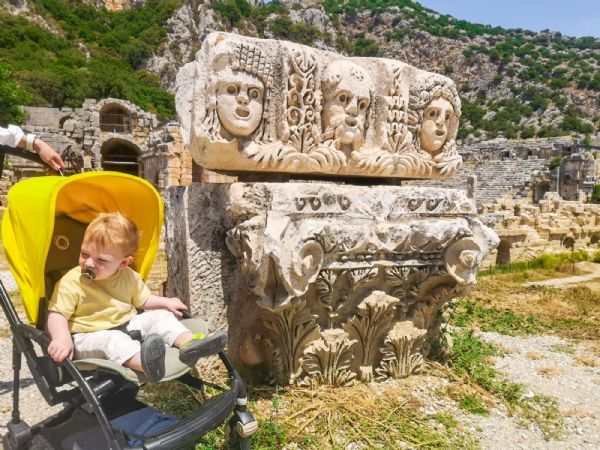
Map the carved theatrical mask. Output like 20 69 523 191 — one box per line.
321 61 372 152
216 68 264 138
419 97 454 154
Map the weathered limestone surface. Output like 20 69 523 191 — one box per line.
176 32 463 179
168 33 499 386
165 183 498 384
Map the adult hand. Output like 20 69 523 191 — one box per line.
34 138 66 171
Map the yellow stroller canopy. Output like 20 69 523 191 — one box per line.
2 172 163 325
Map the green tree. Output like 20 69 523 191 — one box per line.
591 185 600 204
0 64 32 124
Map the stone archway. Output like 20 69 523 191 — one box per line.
99 103 131 133
496 239 512 265
101 139 141 176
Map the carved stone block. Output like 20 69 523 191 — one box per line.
165 183 499 386
176 32 462 179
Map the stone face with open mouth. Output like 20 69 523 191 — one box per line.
419 97 453 154
216 68 264 138
321 60 372 154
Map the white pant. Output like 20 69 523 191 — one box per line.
72 310 190 365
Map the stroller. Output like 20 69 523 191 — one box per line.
0 146 256 449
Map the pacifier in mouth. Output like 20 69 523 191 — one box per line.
81 267 96 281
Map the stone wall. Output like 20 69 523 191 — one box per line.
405 158 549 206
141 122 193 189
481 194 600 267
408 137 600 206
459 136 578 161
2 98 192 194
22 98 159 166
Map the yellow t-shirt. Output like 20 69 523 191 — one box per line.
48 266 151 333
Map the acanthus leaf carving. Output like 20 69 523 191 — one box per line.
262 303 320 385
347 268 377 287
314 269 340 328
300 329 357 387
376 321 427 379
343 291 399 382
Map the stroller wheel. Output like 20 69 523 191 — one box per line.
225 415 254 450
3 420 32 450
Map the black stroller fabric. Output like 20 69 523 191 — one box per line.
60 407 179 449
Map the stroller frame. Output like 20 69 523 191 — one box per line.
0 145 256 449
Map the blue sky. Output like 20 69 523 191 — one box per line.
418 1 600 38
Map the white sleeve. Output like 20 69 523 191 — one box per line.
0 125 25 147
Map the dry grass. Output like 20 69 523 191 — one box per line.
143 374 479 450
495 343 516 354
563 407 595 418
574 355 599 367
537 367 564 378
245 380 478 449
463 265 600 342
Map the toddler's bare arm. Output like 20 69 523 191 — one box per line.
140 295 188 317
47 311 74 363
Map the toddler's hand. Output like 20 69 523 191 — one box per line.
47 336 74 363
165 297 188 317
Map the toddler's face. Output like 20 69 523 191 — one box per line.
79 242 131 281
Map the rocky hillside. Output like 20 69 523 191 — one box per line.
2 0 599 142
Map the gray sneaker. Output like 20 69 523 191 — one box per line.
179 330 228 366
140 334 166 382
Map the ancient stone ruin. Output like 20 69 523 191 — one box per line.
176 33 464 179
165 32 500 385
5 99 192 192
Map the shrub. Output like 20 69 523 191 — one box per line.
268 17 321 46
520 127 535 139
591 185 600 204
549 156 562 170
0 63 32 124
0 2 178 118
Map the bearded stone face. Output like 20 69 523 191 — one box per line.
216 69 264 138
322 61 372 152
419 97 453 154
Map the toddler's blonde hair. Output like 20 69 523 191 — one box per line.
83 212 139 257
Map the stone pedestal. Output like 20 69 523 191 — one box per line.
169 32 499 385
165 182 498 385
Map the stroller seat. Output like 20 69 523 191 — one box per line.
44 215 211 384
73 317 209 383
0 169 256 450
